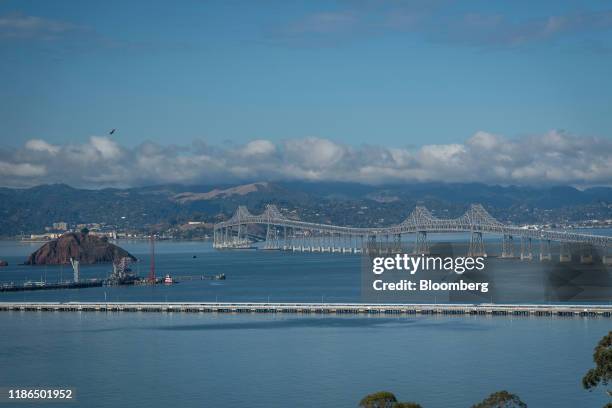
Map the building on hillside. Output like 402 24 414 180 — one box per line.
52 222 69 231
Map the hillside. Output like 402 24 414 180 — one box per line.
1 182 611 237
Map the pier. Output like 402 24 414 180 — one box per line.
0 280 103 292
1 302 611 317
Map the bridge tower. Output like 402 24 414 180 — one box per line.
501 234 514 258
414 231 429 255
468 231 486 257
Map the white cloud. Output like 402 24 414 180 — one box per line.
89 136 122 160
2 130 612 188
270 5 612 51
0 161 46 178
0 13 80 41
467 131 502 150
241 139 276 157
25 139 59 154
284 137 345 169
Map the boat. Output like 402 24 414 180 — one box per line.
163 274 174 284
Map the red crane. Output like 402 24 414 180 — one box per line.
148 234 156 283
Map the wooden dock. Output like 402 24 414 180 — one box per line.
0 302 611 317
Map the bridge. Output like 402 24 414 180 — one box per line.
213 204 612 263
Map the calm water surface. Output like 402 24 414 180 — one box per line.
0 313 609 408
0 239 611 407
0 236 610 303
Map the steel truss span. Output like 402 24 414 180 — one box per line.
213 204 612 261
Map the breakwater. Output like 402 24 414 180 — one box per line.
1 302 611 317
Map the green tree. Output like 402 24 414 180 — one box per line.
471 390 527 408
80 227 89 235
583 331 612 405
359 391 398 408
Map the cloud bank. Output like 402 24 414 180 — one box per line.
270 3 612 50
1 131 611 188
0 13 82 41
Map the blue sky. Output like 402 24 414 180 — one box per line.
2 0 612 149
1 1 612 188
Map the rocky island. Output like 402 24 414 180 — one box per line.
25 232 136 265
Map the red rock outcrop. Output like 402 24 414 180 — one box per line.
25 232 136 265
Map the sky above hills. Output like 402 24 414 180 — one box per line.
1 0 612 187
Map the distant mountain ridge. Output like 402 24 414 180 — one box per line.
172 182 271 203
0 182 611 237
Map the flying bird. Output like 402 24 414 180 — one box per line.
109 129 116 135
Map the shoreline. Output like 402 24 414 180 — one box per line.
1 301 611 317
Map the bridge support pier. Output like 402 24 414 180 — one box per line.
581 254 594 264
264 224 279 250
282 226 288 250
539 239 552 261
501 234 514 258
414 231 429 255
392 234 402 253
243 224 250 245
355 235 364 254
213 226 232 249
366 235 378 255
520 237 533 261
580 245 593 264
560 242 571 262
468 231 486 257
